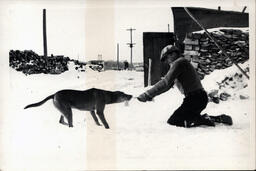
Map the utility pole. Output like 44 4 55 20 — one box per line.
117 43 119 70
43 9 48 58
98 54 102 60
126 27 136 69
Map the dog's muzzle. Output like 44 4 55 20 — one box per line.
125 100 129 106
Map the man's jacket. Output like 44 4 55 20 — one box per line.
146 57 203 98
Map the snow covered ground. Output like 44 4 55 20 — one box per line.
1 61 255 170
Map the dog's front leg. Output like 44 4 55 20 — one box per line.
90 111 101 126
97 112 109 129
96 102 109 129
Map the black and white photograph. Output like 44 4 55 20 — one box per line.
0 0 255 170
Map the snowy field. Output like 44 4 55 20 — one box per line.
1 61 255 170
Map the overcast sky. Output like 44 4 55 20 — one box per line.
1 0 250 62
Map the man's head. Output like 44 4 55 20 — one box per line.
160 45 181 64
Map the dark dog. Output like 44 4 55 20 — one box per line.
24 88 132 129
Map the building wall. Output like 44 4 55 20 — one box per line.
143 32 175 87
172 7 249 41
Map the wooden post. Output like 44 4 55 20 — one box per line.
43 9 48 58
148 58 152 86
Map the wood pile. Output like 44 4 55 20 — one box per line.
69 59 87 72
9 50 70 75
216 67 249 90
208 90 231 104
183 28 249 80
208 66 249 103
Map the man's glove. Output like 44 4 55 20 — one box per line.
137 92 153 102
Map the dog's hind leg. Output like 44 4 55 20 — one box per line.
61 107 73 127
90 111 101 126
54 100 73 127
59 108 73 127
59 115 68 126
67 110 73 128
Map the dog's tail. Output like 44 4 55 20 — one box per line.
24 95 54 109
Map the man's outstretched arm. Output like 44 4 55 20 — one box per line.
138 61 183 102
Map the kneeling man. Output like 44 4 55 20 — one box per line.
137 45 232 128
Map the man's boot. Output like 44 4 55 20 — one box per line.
185 114 215 128
208 114 233 125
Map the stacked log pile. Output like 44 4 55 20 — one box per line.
9 50 70 75
183 28 249 80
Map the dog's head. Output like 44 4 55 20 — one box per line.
113 91 133 103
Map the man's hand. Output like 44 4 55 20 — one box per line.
137 93 153 102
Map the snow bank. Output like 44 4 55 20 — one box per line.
1 61 253 170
